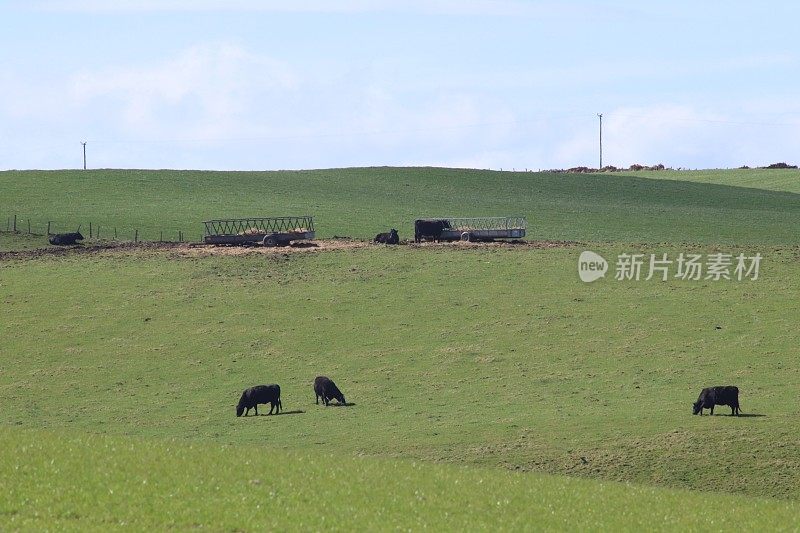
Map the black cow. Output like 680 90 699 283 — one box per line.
236 384 282 416
314 376 346 406
693 386 741 416
414 219 451 243
48 232 84 246
374 229 399 244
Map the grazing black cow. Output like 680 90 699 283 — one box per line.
314 376 346 406
414 219 451 243
48 232 84 246
374 229 399 244
693 385 741 416
236 384 282 417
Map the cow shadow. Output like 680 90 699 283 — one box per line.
259 410 305 416
707 413 765 417
289 242 318 249
316 402 356 407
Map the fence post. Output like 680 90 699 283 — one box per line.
47 221 51 235
134 229 138 243
160 231 163 243
13 215 17 232
27 219 31 234
89 222 92 238
114 228 118 240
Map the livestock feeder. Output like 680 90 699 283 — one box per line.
203 216 315 247
414 216 526 243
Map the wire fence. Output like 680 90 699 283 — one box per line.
2 213 198 244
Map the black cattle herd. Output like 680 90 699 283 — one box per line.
235 378 742 418
45 227 746 419
48 220 448 248
236 376 348 417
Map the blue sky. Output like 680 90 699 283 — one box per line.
2 1 799 170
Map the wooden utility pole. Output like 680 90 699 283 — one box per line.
597 114 603 169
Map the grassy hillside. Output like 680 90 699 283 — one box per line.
1 167 799 245
3 428 798 531
2 245 798 501
620 168 800 194
2 167 798 529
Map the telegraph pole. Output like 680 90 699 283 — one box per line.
81 141 87 170
597 113 603 169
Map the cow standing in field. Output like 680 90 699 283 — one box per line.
374 229 399 244
314 376 347 406
414 219 451 243
236 384 282 416
693 386 741 416
48 232 84 246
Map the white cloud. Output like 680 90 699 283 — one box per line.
68 42 296 140
3 35 800 170
603 105 724 167
0 40 524 169
550 104 800 170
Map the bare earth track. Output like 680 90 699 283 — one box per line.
0 239 579 261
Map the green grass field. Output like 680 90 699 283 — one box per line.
1 167 799 529
3 429 798 531
1 167 799 245
623 168 800 194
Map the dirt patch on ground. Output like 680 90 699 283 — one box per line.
406 239 580 250
0 238 578 262
174 239 370 258
0 241 168 261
